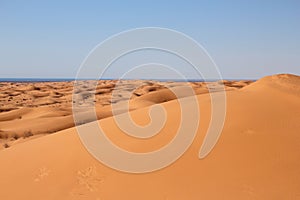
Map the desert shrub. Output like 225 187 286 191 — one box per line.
23 130 33 138
3 143 9 148
12 133 19 140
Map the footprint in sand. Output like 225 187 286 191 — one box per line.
34 167 50 182
70 166 105 197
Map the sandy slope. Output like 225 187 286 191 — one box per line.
0 80 250 148
0 75 299 199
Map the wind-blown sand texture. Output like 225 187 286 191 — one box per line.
0 74 299 199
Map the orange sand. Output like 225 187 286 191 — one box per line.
0 74 299 199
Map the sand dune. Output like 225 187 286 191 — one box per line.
0 75 299 199
0 80 251 148
243 74 300 95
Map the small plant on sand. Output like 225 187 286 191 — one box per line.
3 143 9 148
23 130 33 138
12 133 19 140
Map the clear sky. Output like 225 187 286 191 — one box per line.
0 0 299 79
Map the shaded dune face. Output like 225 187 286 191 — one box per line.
0 74 299 199
0 79 252 148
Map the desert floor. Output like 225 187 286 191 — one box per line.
0 74 299 199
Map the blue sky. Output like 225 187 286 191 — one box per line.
0 0 299 79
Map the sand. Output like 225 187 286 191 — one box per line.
0 74 299 199
0 79 249 148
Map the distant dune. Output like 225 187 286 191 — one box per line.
0 74 299 199
0 79 250 148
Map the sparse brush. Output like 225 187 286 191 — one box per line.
23 130 33 138
12 133 19 140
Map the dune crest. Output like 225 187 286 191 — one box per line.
0 80 252 148
243 73 300 95
0 74 299 199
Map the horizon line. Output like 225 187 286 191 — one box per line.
0 77 258 82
